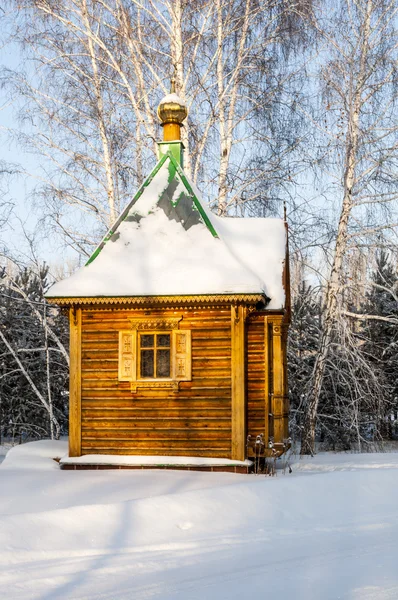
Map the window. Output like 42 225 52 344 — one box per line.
118 318 191 391
139 333 171 378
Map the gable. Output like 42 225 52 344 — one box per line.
86 152 217 267
46 151 287 308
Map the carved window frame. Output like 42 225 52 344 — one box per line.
118 317 191 393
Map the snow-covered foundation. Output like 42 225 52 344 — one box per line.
60 454 253 473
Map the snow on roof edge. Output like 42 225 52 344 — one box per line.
84 152 172 268
45 152 288 307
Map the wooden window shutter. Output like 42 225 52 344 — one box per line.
172 330 192 381
118 330 137 381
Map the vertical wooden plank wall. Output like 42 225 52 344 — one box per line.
282 320 289 441
271 319 285 445
246 312 289 455
231 305 246 460
263 316 270 445
267 315 289 449
246 313 266 445
69 307 82 456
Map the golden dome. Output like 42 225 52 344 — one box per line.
157 78 188 126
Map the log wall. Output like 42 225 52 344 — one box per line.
68 303 289 459
79 306 233 458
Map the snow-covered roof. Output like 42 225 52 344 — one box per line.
46 152 288 309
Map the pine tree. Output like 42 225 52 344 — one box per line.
288 282 321 442
0 265 68 442
362 251 398 439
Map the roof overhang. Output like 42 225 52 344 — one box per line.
46 293 269 308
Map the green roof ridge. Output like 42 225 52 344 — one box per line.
85 151 218 267
166 152 218 238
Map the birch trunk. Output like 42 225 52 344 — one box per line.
81 0 117 224
6 276 69 366
43 301 57 440
0 329 60 440
301 0 373 455
216 0 228 216
170 0 191 176
216 0 251 215
117 0 158 183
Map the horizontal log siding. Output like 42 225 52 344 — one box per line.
246 314 266 444
80 307 232 458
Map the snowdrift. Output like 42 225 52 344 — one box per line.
1 441 398 599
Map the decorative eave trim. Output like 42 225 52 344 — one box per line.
46 293 267 307
129 317 182 329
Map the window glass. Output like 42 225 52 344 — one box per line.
157 334 170 347
139 333 171 379
141 349 154 377
157 349 170 377
141 334 154 348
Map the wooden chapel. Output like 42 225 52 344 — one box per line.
46 85 290 472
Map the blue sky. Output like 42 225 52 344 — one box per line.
0 27 85 272
0 36 52 261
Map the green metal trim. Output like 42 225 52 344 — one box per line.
167 153 219 238
158 141 184 167
85 153 170 266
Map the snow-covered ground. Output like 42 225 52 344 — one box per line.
0 443 12 466
1 441 398 600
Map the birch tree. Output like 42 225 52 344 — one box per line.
4 0 310 255
300 0 398 455
6 0 152 247
0 8 15 236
